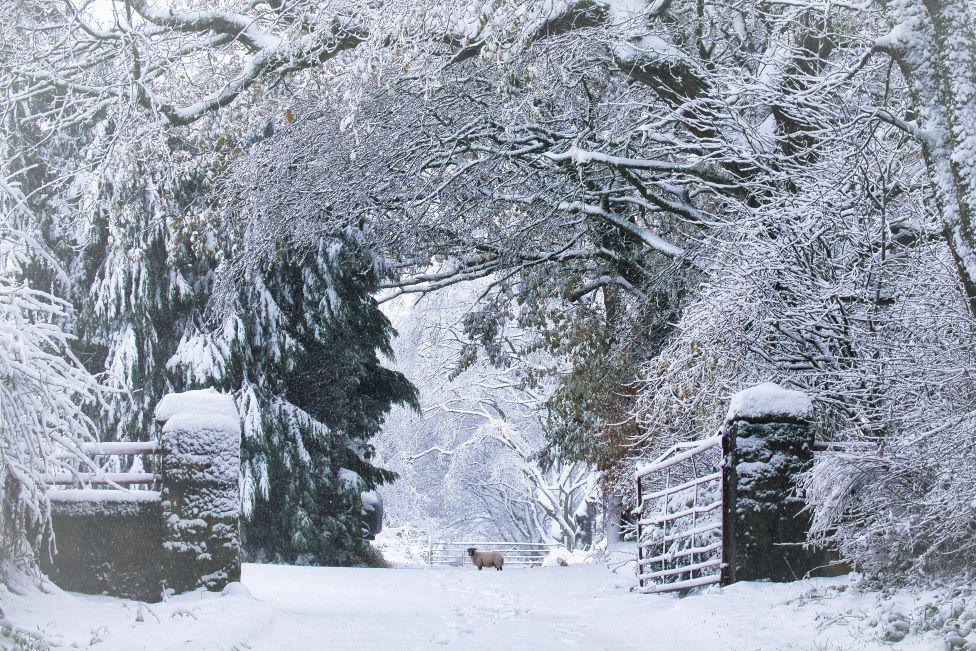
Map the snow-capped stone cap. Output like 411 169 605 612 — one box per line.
155 388 240 435
361 489 381 509
726 383 813 422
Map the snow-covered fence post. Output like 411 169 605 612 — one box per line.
722 383 821 583
155 389 242 594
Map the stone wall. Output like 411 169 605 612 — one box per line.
43 499 167 602
43 389 242 602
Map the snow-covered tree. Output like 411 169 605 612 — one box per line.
873 0 976 315
377 284 599 548
222 0 882 493
186 237 419 565
415 391 598 550
624 2 976 574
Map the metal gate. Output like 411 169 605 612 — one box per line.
426 540 561 567
634 433 725 593
50 441 162 500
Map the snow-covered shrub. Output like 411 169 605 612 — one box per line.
371 527 430 567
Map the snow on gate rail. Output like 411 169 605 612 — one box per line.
48 441 162 503
634 434 725 593
426 541 562 567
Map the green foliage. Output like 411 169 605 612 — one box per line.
456 271 667 475
233 240 418 564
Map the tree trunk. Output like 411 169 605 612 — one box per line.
884 0 976 314
605 493 623 549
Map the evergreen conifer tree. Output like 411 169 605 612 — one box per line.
173 237 419 564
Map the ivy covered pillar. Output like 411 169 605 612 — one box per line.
722 383 823 583
155 389 242 594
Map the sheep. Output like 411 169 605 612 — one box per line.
467 547 504 571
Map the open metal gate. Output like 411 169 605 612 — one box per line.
634 433 725 593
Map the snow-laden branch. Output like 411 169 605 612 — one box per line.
0 183 104 574
544 145 735 186
126 0 282 53
555 201 687 260
126 1 367 125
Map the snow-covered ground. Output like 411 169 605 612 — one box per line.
2 560 952 650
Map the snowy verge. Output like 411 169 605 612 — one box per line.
3 562 969 650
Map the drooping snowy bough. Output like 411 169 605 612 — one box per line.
0 204 101 579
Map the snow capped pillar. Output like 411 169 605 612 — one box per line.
722 383 824 583
155 389 242 594
341 468 384 540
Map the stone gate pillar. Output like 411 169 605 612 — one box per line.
722 383 823 583
155 389 241 594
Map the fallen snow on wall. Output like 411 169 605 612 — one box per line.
726 382 813 421
47 489 161 504
156 389 241 489
2 560 966 650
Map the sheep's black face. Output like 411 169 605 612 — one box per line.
466 547 477 557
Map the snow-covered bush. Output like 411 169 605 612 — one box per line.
541 547 595 567
371 527 430 567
